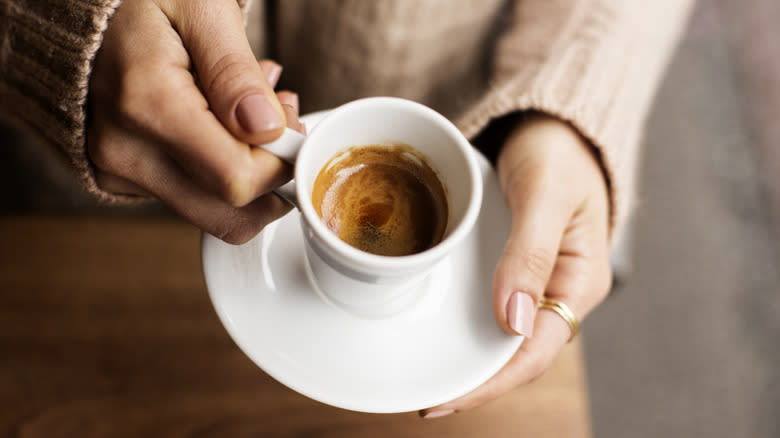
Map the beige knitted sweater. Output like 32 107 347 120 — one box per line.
0 0 693 238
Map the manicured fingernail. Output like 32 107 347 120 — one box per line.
507 292 535 337
281 104 303 134
422 409 454 419
236 94 284 134
280 92 299 113
260 61 282 87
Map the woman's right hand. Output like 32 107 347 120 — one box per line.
88 0 305 244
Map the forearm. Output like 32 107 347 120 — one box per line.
0 0 122 200
459 0 695 241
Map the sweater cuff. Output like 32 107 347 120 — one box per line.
456 1 693 242
0 0 131 203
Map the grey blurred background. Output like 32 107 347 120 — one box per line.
1 0 778 436
585 0 780 436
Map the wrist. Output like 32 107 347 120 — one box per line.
496 111 609 213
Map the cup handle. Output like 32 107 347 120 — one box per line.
258 128 307 209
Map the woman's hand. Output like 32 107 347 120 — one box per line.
88 0 304 244
421 112 613 418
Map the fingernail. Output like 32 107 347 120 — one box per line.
281 103 297 118
260 61 282 87
422 409 454 419
281 104 302 133
282 92 299 113
236 94 284 134
507 292 535 337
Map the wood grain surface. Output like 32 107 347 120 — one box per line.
0 216 591 437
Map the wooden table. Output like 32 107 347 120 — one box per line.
0 216 591 437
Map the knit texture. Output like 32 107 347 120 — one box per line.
455 0 696 240
0 0 122 202
0 0 250 203
272 0 694 240
0 0 693 239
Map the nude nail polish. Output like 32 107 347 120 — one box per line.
235 94 284 134
260 62 282 87
507 291 535 337
422 409 455 419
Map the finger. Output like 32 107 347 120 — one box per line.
94 170 153 197
117 59 291 206
421 252 606 418
544 255 612 332
276 90 299 114
494 113 611 338
545 189 613 318
420 310 572 418
422 186 613 417
280 103 306 135
92 127 292 244
167 0 286 144
91 2 290 207
492 179 571 337
99 4 291 206
258 59 282 88
278 93 307 135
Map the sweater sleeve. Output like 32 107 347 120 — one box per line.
0 0 251 203
457 0 694 241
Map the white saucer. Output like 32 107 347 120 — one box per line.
202 112 523 413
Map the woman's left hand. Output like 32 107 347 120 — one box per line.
421 112 613 418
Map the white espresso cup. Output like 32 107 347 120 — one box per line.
260 97 482 317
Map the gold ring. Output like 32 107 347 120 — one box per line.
538 297 579 342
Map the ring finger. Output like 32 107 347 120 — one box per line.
420 253 607 415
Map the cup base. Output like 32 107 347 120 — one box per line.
303 246 452 319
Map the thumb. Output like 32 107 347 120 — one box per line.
492 179 569 337
170 0 286 144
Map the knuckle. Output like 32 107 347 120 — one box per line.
87 128 134 176
211 195 289 245
203 53 257 103
216 161 256 207
514 247 557 286
212 210 257 245
117 65 177 129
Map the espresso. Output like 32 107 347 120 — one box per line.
312 144 448 256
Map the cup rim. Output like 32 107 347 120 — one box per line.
294 97 483 273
